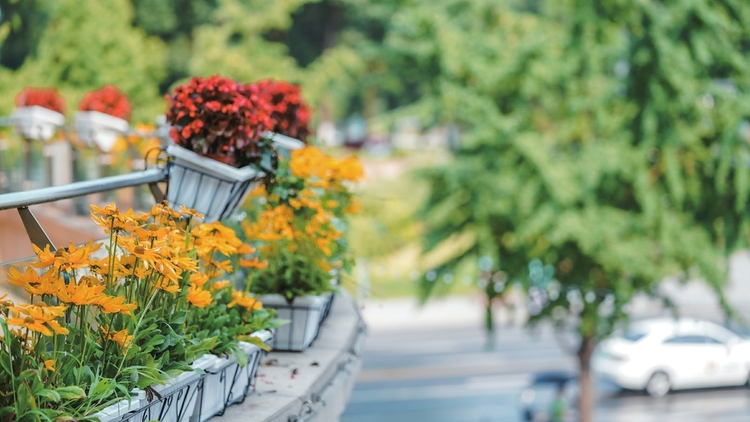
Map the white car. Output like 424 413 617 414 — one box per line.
593 318 750 397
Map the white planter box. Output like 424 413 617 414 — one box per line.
165 145 261 223
11 106 64 141
236 330 273 398
196 330 268 421
75 111 129 152
263 132 305 153
134 367 204 422
259 294 327 351
320 292 335 322
88 389 145 422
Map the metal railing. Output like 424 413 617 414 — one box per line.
0 124 303 255
0 159 167 253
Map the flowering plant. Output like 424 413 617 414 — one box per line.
0 202 278 420
253 79 312 142
78 85 132 120
15 87 66 115
185 221 281 361
242 147 364 301
166 75 273 167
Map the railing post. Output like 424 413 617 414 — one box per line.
17 206 56 252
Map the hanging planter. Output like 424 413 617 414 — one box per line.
259 295 327 352
264 131 305 158
165 144 261 223
164 75 273 222
12 88 66 141
74 111 129 152
76 85 131 152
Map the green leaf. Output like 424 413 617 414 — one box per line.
55 386 86 400
35 389 61 403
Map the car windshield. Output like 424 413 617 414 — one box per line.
617 330 646 342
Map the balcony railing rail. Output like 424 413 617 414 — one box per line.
0 157 167 253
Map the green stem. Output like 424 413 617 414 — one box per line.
115 289 158 378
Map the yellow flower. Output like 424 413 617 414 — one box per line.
211 280 230 291
31 241 101 273
194 222 242 256
204 258 232 275
95 295 137 315
90 204 143 233
154 278 181 294
8 267 61 296
239 258 268 269
334 156 365 182
102 327 133 350
90 203 119 215
179 205 204 220
56 278 106 306
44 359 55 372
186 285 212 308
7 303 69 336
133 223 170 242
160 247 198 274
227 291 263 311
122 239 162 270
189 273 210 288
237 243 255 255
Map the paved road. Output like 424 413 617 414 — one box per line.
341 323 750 422
342 251 750 422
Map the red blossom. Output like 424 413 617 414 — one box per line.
165 75 273 167
78 85 132 120
251 79 311 142
15 88 66 115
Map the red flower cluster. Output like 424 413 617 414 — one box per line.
252 79 311 142
15 88 66 115
166 75 273 167
78 85 132 120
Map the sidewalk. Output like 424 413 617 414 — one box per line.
358 249 750 333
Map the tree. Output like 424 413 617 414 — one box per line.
0 0 53 70
392 1 750 421
0 0 166 121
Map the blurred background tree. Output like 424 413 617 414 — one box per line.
0 0 393 121
404 1 750 421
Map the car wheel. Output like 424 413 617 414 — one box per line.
646 371 670 397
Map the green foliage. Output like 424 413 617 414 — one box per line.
186 287 280 362
0 0 166 121
407 0 750 341
0 0 54 70
249 245 335 301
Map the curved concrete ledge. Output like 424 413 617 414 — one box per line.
221 292 366 422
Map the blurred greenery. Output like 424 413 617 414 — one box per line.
346 151 481 298
0 0 390 123
392 2 750 420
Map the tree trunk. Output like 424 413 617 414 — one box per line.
485 299 494 332
484 301 495 350
577 336 596 422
